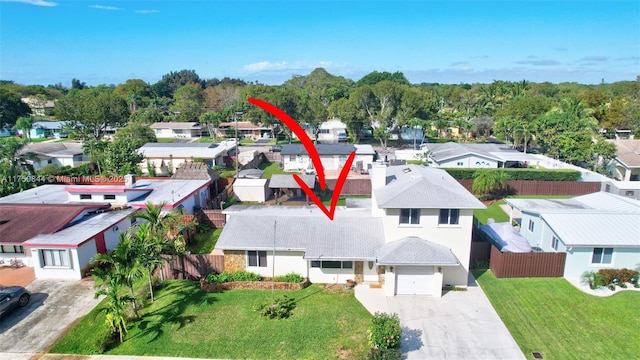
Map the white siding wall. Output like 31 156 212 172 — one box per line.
564 247 640 281
437 155 499 168
518 212 545 249
381 208 474 286
31 247 82 279
105 219 132 250
308 266 354 284
245 251 308 278
77 240 97 275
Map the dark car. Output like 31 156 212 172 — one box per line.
0 286 30 317
270 145 283 152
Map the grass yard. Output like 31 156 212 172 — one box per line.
473 270 640 359
156 138 175 143
50 282 371 359
187 226 221 254
259 161 287 178
474 200 509 225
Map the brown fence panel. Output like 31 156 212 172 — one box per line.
325 178 371 195
470 241 492 264
197 209 226 228
264 153 281 163
458 179 600 196
160 254 224 280
490 245 566 278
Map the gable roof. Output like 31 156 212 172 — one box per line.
150 122 202 130
0 203 109 244
216 206 385 260
377 236 460 265
281 144 356 156
139 142 231 158
19 142 84 158
607 139 640 168
171 162 220 181
374 165 485 209
425 142 538 163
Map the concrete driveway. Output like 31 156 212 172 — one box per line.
0 279 101 359
356 274 525 360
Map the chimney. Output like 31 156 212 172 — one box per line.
370 160 387 190
124 173 136 188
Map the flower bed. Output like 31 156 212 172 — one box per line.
200 278 310 292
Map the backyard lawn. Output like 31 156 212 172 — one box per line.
187 226 221 254
50 282 371 359
259 161 287 178
473 270 640 359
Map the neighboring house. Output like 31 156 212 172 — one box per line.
150 122 204 139
281 144 376 173
606 139 640 181
317 119 347 143
601 180 640 200
21 97 55 117
0 125 12 138
19 142 87 170
139 140 236 175
503 192 640 281
216 163 485 297
18 121 68 139
424 142 539 168
0 176 211 279
216 121 271 140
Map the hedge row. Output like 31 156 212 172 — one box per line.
444 168 581 181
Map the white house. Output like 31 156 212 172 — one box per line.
317 119 347 143
280 143 375 173
150 122 204 139
139 140 236 175
606 139 640 181
0 176 211 279
503 192 640 281
215 163 485 297
18 142 87 170
425 142 539 168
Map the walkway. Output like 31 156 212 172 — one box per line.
355 274 525 360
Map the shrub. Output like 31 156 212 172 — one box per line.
367 312 401 350
256 295 297 319
597 268 640 285
471 259 490 270
445 168 581 181
582 271 606 289
367 347 402 360
272 272 304 283
93 325 117 353
205 270 262 284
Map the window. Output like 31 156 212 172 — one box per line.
551 237 560 251
80 194 92 200
47 159 53 164
41 249 70 267
247 251 267 267
104 194 116 200
591 248 613 264
528 220 535 232
310 261 353 269
289 155 296 162
604 184 611 192
625 191 635 197
319 129 330 134
400 209 420 225
438 209 460 225
457 161 464 166
0 245 24 254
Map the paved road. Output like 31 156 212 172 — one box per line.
0 279 100 357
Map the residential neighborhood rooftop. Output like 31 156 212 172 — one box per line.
377 236 459 266
281 143 356 156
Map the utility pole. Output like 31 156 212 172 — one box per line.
233 111 242 181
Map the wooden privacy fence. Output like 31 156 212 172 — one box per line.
197 209 226 228
326 178 372 195
159 254 224 280
489 245 566 278
457 180 601 196
470 241 492 265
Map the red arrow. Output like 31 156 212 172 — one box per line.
247 98 354 220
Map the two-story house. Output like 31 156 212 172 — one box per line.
215 163 485 297
281 143 376 173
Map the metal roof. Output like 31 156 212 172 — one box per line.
374 165 486 209
281 144 356 156
542 213 640 247
377 237 460 265
149 122 202 129
268 174 315 189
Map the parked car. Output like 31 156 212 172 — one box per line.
0 286 30 317
270 145 283 152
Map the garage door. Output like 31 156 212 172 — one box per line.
396 266 433 295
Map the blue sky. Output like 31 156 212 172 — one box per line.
1 0 638 86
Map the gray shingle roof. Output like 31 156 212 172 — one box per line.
377 237 459 265
268 174 315 189
374 165 485 209
215 206 385 260
281 144 356 156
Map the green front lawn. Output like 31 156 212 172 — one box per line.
50 282 371 359
259 161 287 178
474 200 509 225
156 138 175 143
473 270 640 359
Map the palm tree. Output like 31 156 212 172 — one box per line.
472 169 510 199
132 222 172 302
95 277 135 343
0 137 37 196
513 121 537 154
91 232 144 318
408 117 424 149
14 116 33 142
434 118 448 139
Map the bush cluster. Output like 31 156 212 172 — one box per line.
272 272 304 283
205 270 262 284
367 312 401 360
256 295 296 319
583 268 640 289
445 168 581 181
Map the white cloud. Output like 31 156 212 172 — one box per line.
134 9 159 14
243 60 346 73
1 0 57 6
578 56 609 62
91 4 122 11
243 61 290 72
